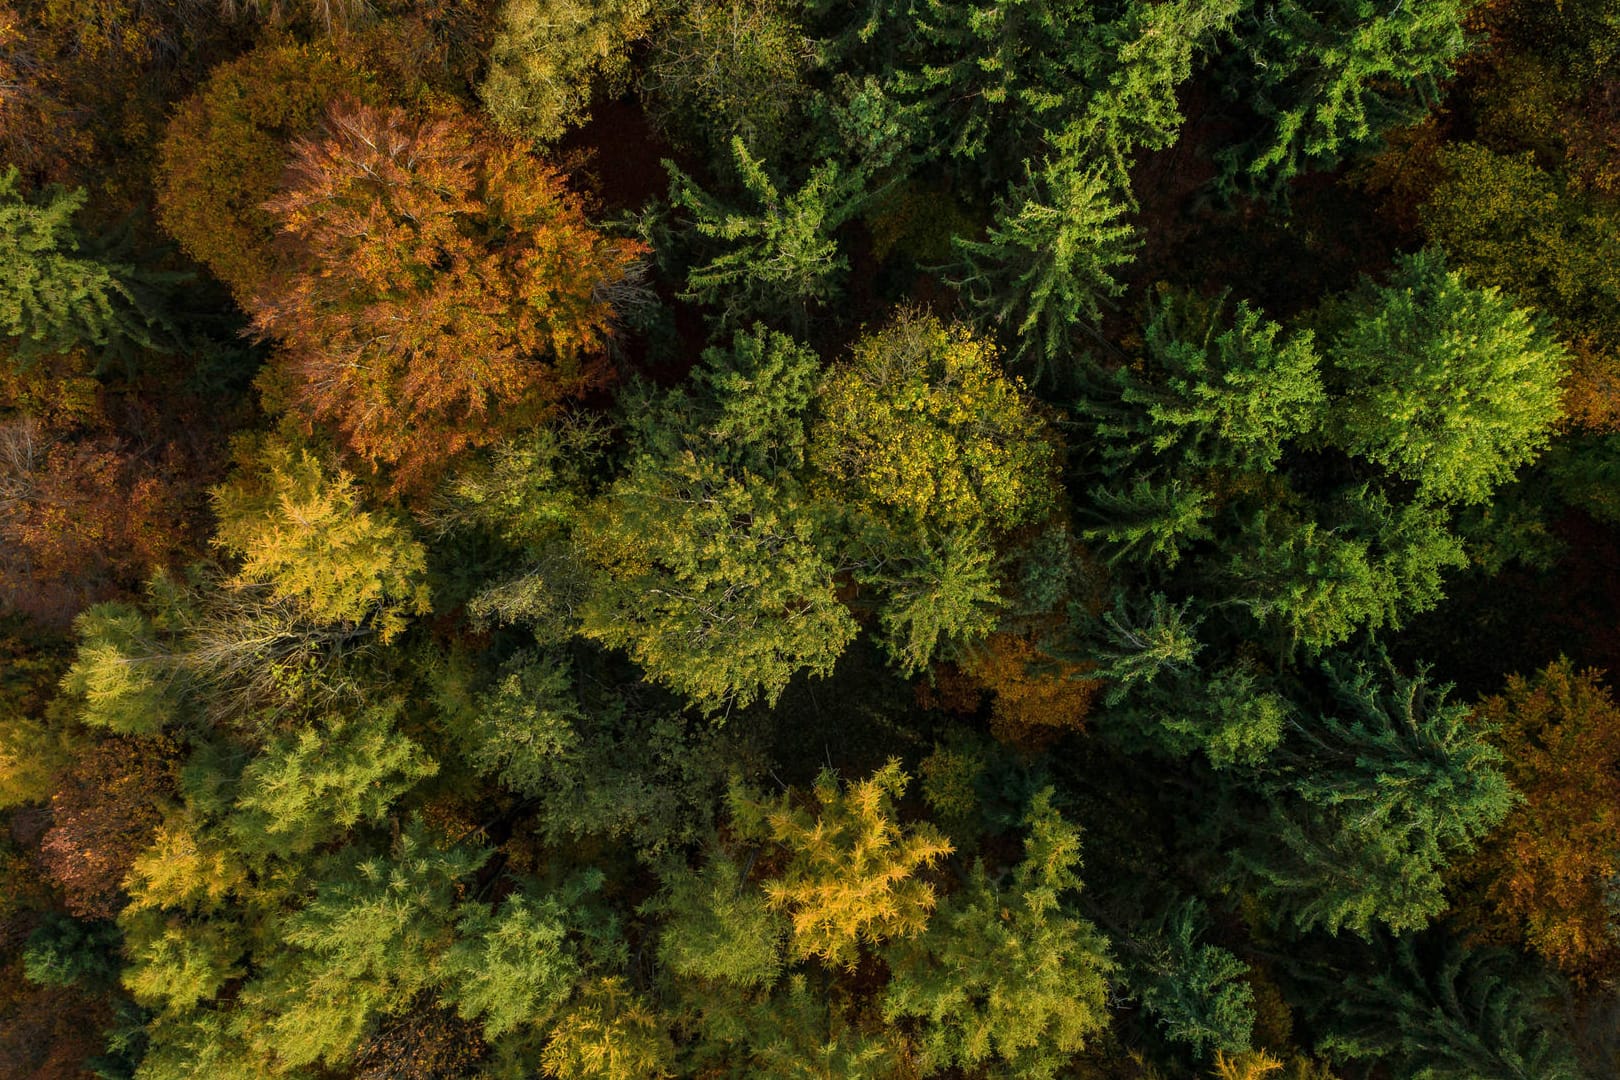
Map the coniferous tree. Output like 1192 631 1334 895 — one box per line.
952 156 1137 380
883 789 1115 1078
731 760 954 970
0 167 180 364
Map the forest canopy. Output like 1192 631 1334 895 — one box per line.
2 0 1619 1078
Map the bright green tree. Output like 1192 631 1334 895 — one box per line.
1215 0 1474 197
883 790 1114 1078
952 156 1137 379
650 850 785 990
226 704 437 860
0 166 180 364
444 872 620 1040
578 453 855 714
1316 249 1567 504
237 822 489 1070
667 139 862 331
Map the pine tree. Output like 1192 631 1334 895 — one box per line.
1129 900 1256 1058
1316 249 1567 505
650 850 786 990
951 156 1137 380
541 976 676 1080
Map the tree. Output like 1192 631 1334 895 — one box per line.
732 760 954 969
1308 935 1580 1080
226 704 437 860
39 734 178 918
479 0 653 143
1317 249 1567 504
883 789 1114 1078
951 156 1137 380
155 41 378 300
810 311 1057 533
249 99 645 490
1214 0 1475 197
643 0 814 163
666 138 861 332
1456 659 1620 979
0 167 180 362
1090 288 1325 474
1238 657 1514 938
541 976 676 1080
444 873 618 1040
650 849 785 990
211 437 431 644
1129 900 1256 1058
577 452 856 713
855 525 1004 676
238 822 489 1070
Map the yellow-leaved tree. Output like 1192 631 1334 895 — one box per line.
731 759 953 970
210 436 430 643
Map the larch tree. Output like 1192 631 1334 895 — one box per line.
730 760 953 970
210 436 431 644
249 99 645 492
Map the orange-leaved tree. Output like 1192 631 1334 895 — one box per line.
249 99 646 492
1456 658 1620 980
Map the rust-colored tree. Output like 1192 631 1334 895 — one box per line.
1456 659 1620 981
37 734 179 918
249 100 645 492
0 415 184 627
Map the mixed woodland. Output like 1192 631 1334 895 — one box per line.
3 0 1620 1076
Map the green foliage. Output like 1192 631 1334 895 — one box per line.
578 452 855 713
1239 658 1514 938
61 602 176 735
952 157 1137 379
883 789 1114 1077
650 850 785 989
667 139 862 332
643 0 814 162
239 821 489 1069
732 760 954 969
1130 900 1256 1058
1317 249 1567 504
0 167 179 364
22 912 121 988
1216 0 1474 196
858 527 1003 675
1218 490 1466 651
1079 592 1203 706
1082 477 1214 569
211 437 432 643
444 872 619 1040
479 0 653 143
227 704 436 860
1097 289 1326 474
810 311 1057 533
1310 936 1580 1080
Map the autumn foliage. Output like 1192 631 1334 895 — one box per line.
1457 659 1620 980
249 100 645 491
